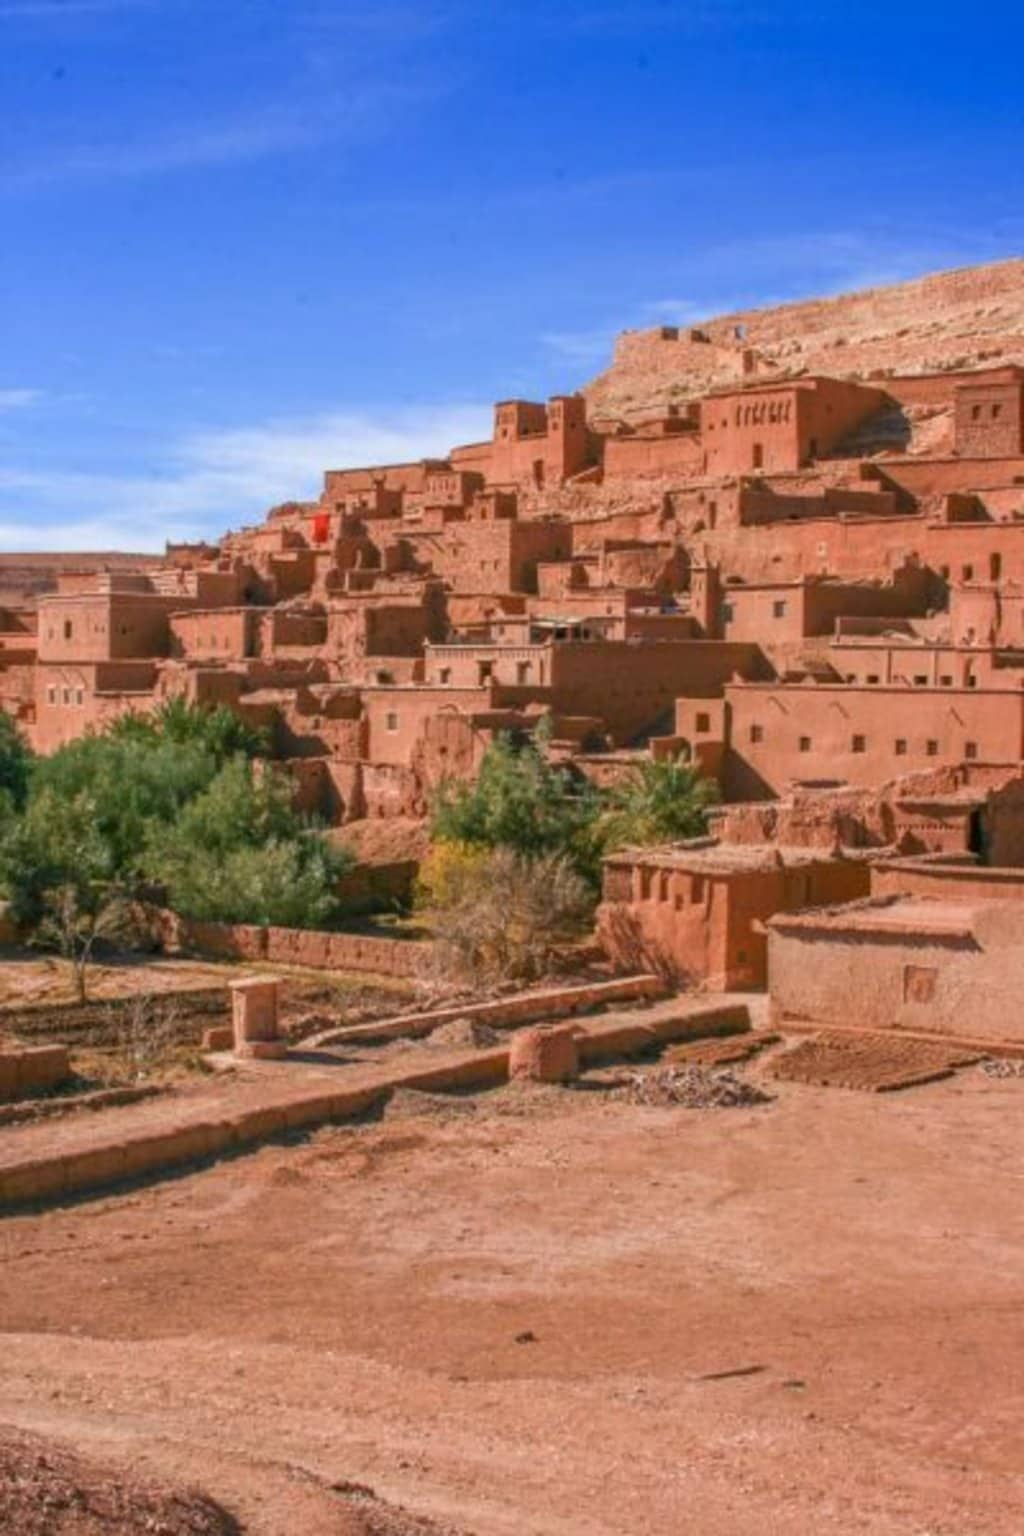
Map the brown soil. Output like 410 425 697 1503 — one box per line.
770 1031 981 1092
4 1068 1024 1532
0 1424 470 1535
0 1423 238 1534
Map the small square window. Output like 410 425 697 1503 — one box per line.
385 711 399 732
926 739 939 757
695 711 710 733
895 739 907 756
965 741 978 760
867 674 880 685
749 724 763 744
852 734 866 753
799 736 811 752
913 675 928 687
939 675 953 686
772 599 787 619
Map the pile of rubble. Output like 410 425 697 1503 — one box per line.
623 1065 772 1110
979 1057 1024 1079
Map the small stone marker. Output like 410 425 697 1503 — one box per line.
229 976 287 1060
508 1023 579 1084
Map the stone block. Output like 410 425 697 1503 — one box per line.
508 1024 580 1084
202 1025 234 1052
229 976 282 1055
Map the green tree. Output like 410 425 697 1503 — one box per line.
430 729 601 877
598 756 719 851
0 709 32 811
0 786 132 999
145 758 351 927
108 697 267 760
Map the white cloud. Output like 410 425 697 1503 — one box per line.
540 329 617 367
0 402 493 552
0 388 42 412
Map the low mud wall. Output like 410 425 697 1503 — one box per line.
307 973 667 1048
157 911 428 978
0 1044 69 1103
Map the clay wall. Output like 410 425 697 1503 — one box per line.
598 851 869 988
954 379 1024 457
413 518 572 595
702 379 884 477
870 855 1024 903
546 639 769 745
602 430 704 480
721 682 1024 800
323 461 434 499
170 608 258 661
38 593 185 663
768 899 1024 1041
361 685 492 767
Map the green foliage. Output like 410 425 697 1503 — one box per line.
31 734 224 878
0 701 345 939
598 756 720 850
0 710 32 812
0 785 118 928
430 730 601 880
108 697 267 760
146 758 351 926
154 837 344 929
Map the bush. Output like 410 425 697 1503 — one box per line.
430 848 594 986
430 728 601 882
145 759 350 927
414 839 489 911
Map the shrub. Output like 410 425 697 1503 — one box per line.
414 839 489 911
430 848 594 986
430 728 601 882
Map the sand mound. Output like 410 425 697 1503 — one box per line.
428 1018 502 1049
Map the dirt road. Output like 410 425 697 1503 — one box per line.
2 1067 1023 1533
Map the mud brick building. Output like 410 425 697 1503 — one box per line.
13 261 1024 954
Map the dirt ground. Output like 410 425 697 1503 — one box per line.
2 1062 1024 1534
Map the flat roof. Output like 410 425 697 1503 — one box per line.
769 895 981 940
604 840 846 876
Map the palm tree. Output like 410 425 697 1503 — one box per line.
599 756 719 850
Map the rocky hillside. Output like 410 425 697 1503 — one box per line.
585 257 1024 427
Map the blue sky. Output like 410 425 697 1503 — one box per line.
1 0 1022 552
